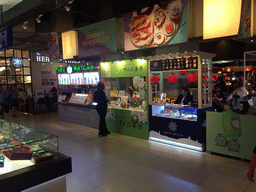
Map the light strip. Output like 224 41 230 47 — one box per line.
150 137 203 152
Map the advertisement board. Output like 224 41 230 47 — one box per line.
124 0 188 51
78 18 117 57
84 72 99 85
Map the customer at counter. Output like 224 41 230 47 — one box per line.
93 82 111 137
8 85 18 117
174 86 193 105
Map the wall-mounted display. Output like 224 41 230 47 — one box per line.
58 74 70 85
84 72 99 85
70 73 84 85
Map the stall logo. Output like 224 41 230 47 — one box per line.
67 66 73 74
169 121 177 132
11 57 23 67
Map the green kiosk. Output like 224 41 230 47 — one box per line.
100 59 149 140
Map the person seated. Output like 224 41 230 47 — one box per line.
174 86 193 105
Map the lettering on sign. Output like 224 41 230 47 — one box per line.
36 56 50 62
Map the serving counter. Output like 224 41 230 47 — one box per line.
206 111 256 160
149 104 210 151
106 106 149 140
58 102 99 128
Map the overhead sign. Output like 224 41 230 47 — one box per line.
78 18 117 57
55 64 95 73
0 27 13 51
11 57 23 67
124 0 188 51
36 56 50 62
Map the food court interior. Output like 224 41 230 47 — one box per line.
1 0 256 191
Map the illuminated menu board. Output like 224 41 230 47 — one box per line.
84 72 99 85
70 73 84 84
58 74 70 85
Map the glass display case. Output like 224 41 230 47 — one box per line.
0 119 58 170
152 104 197 121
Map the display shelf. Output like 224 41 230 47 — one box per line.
151 104 197 122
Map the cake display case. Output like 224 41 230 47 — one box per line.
0 120 71 192
152 104 197 121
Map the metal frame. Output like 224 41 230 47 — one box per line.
147 51 216 109
244 51 256 95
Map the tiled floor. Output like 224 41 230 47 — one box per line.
5 112 255 192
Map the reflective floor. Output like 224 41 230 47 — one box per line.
5 112 255 192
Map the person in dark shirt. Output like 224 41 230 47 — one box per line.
215 77 227 93
174 86 193 105
213 83 226 103
93 82 110 137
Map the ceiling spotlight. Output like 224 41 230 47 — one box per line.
64 6 71 11
22 21 28 29
67 0 74 4
36 15 43 23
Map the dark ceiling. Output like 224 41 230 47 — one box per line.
10 0 166 52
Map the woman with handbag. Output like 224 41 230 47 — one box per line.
93 82 110 137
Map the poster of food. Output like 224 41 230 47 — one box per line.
237 0 252 39
124 0 188 51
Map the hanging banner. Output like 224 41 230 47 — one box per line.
237 0 252 39
124 0 188 51
47 32 61 62
77 18 117 57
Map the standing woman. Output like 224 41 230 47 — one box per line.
8 85 19 117
93 82 110 137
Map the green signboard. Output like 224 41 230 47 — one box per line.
55 64 95 73
106 108 149 140
100 59 148 78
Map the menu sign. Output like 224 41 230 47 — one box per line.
84 72 99 85
70 73 84 84
150 57 198 71
58 74 70 85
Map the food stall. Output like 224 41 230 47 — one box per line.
206 51 256 160
100 59 149 140
56 64 100 128
147 51 216 151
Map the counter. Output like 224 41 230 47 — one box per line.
0 152 71 192
206 111 256 160
149 104 210 151
58 102 99 128
106 106 149 140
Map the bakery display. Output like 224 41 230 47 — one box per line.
0 119 58 164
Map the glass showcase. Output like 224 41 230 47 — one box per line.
152 104 197 121
0 119 58 173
